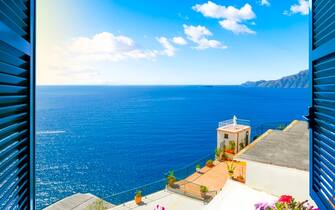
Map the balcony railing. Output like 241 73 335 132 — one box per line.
71 121 291 209
166 153 214 180
104 179 166 206
252 121 290 140
167 179 217 204
82 153 216 208
218 119 251 128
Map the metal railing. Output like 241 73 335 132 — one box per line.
218 118 251 128
74 120 292 209
166 153 215 180
252 121 290 141
104 179 166 206
70 179 166 209
167 178 217 204
85 153 216 208
218 119 291 141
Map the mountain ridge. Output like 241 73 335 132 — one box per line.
241 70 309 88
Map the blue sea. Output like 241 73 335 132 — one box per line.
36 86 309 209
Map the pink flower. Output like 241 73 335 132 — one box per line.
278 195 293 203
255 202 274 210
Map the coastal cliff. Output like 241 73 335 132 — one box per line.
241 70 308 88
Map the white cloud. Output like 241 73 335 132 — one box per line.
284 0 309 16
260 0 270 6
67 32 180 62
183 24 227 50
156 37 176 56
192 1 256 34
183 25 212 42
192 1 255 20
172 36 187 45
219 19 255 34
37 32 180 85
68 32 167 61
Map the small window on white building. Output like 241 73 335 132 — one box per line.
224 133 229 139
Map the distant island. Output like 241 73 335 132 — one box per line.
241 70 308 88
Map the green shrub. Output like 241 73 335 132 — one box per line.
215 148 221 158
239 142 245 150
200 185 208 193
135 190 142 197
229 141 236 151
167 170 176 186
226 162 236 174
206 159 214 167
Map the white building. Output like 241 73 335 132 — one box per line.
235 120 311 202
217 116 251 155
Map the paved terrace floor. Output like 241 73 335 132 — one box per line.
108 190 204 210
237 120 309 171
172 160 246 200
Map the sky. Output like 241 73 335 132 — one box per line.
37 0 309 85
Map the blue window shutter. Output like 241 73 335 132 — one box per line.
0 0 35 209
310 0 335 209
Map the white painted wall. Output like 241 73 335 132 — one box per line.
236 159 312 202
217 131 237 149
217 128 251 153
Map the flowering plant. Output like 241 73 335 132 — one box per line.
255 195 319 210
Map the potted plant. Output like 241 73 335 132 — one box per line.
167 170 176 187
215 147 226 161
229 141 236 154
233 175 245 183
215 147 222 159
226 162 235 177
222 152 228 161
200 185 208 198
134 190 142 205
206 159 214 168
196 164 201 172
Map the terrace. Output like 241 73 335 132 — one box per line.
168 160 246 202
107 159 247 210
44 120 309 210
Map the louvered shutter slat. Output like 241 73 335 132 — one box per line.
0 0 34 209
0 62 28 77
0 96 27 106
0 85 27 95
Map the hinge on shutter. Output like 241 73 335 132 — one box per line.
304 106 315 129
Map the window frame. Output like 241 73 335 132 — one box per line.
29 0 36 209
309 0 335 209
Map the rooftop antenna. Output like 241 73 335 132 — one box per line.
233 115 237 128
